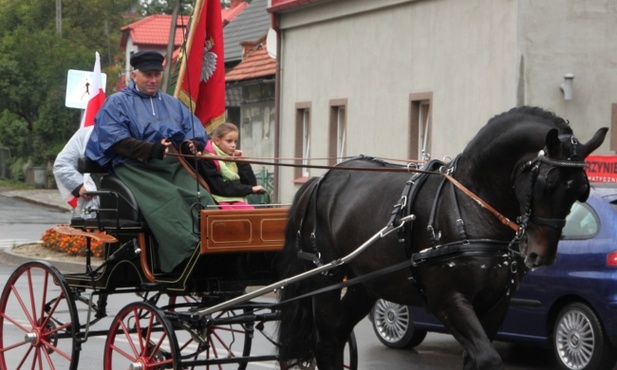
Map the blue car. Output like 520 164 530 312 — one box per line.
370 184 617 370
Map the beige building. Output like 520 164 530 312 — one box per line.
268 0 617 202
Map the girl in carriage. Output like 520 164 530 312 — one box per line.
200 122 265 209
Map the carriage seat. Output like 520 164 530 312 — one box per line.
69 158 145 231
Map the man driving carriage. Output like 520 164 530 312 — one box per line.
85 50 215 273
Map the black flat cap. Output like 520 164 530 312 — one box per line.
130 51 164 72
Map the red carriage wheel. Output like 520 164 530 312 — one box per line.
0 261 81 370
104 301 179 369
345 332 358 370
169 302 254 370
201 307 253 370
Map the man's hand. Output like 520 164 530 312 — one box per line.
161 138 172 157
187 141 202 155
79 185 92 200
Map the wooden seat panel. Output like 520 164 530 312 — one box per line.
200 207 289 254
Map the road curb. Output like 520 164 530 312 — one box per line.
1 189 72 213
0 247 97 274
10 195 71 213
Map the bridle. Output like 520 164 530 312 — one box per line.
511 135 588 250
438 135 588 260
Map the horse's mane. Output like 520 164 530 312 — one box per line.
461 106 573 166
485 106 571 132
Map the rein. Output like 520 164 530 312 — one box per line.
171 149 586 236
442 173 519 232
169 152 432 174
173 151 522 233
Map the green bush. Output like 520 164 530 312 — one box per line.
9 157 27 182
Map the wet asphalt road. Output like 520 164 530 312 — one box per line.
0 193 573 369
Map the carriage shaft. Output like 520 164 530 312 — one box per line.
190 215 414 317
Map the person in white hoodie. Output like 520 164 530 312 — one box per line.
53 125 99 218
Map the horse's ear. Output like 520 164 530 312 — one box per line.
545 128 561 156
582 127 608 158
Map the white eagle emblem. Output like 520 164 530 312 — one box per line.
201 38 217 83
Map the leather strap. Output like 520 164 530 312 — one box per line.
443 173 520 232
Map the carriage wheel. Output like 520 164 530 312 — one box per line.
345 331 358 370
279 331 358 370
104 301 179 369
0 261 80 370
172 305 254 370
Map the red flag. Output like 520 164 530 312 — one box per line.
80 51 106 128
175 0 226 132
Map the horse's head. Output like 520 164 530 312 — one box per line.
515 127 607 268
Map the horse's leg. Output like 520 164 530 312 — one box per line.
312 279 374 370
431 293 503 370
478 299 510 342
339 284 375 335
312 288 345 370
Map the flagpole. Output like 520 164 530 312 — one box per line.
174 0 205 98
162 0 181 92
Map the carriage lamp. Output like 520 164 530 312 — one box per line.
560 73 574 101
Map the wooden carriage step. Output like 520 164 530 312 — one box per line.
200 207 289 254
54 226 118 243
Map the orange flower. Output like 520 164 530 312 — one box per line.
41 226 105 258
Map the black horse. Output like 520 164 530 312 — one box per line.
276 106 607 370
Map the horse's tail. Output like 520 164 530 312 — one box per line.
276 177 321 364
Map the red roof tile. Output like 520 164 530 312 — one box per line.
222 1 249 24
226 44 276 81
120 2 244 52
120 14 190 50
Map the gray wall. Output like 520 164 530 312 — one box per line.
273 0 617 202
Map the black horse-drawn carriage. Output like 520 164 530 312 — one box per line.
0 165 321 369
0 106 608 370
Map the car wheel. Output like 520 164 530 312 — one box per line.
371 299 427 349
553 302 617 370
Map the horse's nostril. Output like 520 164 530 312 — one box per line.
524 253 540 268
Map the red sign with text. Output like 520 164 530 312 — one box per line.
586 155 617 183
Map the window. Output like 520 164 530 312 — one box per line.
328 99 347 166
409 93 433 161
295 102 311 181
561 202 599 239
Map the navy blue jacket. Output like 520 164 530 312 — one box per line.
86 81 207 168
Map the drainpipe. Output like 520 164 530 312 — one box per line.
270 10 282 203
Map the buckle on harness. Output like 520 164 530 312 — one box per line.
427 225 441 244
456 218 467 239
